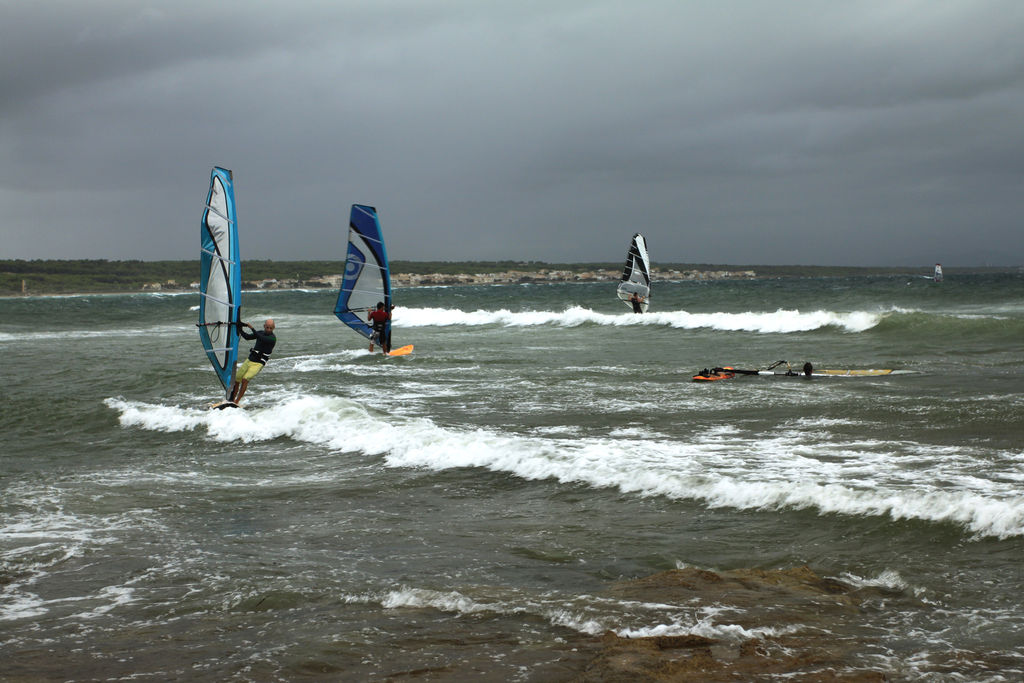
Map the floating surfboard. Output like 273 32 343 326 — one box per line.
693 367 735 382
694 367 894 381
386 344 414 357
210 401 240 410
692 373 735 382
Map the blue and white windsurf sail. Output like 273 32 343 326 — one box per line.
334 204 391 344
198 167 241 399
933 263 943 282
616 232 651 312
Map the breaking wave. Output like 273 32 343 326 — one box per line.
105 393 1024 539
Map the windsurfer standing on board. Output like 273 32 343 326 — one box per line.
229 319 277 405
629 292 645 314
367 302 391 354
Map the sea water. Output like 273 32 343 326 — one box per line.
1 273 1023 680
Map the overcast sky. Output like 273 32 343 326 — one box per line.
2 1 1022 266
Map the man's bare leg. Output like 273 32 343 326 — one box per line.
234 379 249 405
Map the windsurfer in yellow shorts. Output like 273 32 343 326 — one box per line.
229 319 277 405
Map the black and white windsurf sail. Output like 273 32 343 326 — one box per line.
616 232 651 312
197 167 241 399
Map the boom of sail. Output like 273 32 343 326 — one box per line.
616 232 651 312
334 204 392 344
197 166 241 399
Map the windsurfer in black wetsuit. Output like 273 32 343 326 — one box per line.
629 292 645 313
229 318 277 405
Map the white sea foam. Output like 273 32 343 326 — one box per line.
382 587 492 615
0 487 168 623
1 291 194 302
389 306 894 333
0 324 186 343
1 583 141 624
104 393 1024 538
286 350 370 372
0 303 934 345
0 592 48 621
839 569 911 592
68 585 139 620
616 619 796 641
378 586 790 641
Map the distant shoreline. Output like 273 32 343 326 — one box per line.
0 269 753 298
226 266 759 293
3 260 1018 296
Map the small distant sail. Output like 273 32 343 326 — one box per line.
616 232 651 312
198 167 241 399
334 204 392 345
933 263 943 282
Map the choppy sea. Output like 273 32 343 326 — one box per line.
2 272 1023 680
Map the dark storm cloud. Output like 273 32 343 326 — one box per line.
2 1 1023 265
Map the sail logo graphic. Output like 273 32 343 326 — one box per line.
346 248 366 279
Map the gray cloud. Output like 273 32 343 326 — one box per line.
2 0 1023 265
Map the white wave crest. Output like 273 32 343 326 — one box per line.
0 324 187 343
839 569 910 592
390 306 890 333
104 394 1024 538
104 395 387 450
617 619 797 641
382 587 493 615
379 586 788 641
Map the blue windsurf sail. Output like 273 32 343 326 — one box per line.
334 204 391 344
198 167 241 399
